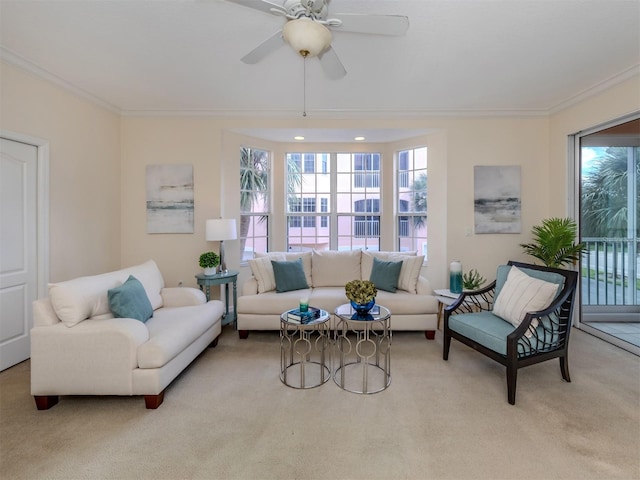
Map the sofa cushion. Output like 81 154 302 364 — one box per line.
308 287 349 313
311 249 362 287
369 257 403 293
237 288 312 315
374 290 439 314
138 302 221 369
108 275 154 323
493 266 558 336
48 260 164 327
272 258 309 292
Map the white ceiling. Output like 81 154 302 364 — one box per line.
1 0 639 142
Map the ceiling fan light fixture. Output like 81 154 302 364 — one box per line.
283 18 332 58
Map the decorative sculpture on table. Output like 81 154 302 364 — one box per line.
345 279 377 315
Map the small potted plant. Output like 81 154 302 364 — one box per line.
199 251 220 276
463 269 487 291
345 279 378 315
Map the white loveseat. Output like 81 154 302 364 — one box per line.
31 260 224 409
237 250 439 339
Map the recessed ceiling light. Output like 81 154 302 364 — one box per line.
294 136 305 141
354 136 365 141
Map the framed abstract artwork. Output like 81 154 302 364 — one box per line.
474 166 521 234
146 164 194 234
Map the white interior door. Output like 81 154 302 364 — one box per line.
0 138 38 371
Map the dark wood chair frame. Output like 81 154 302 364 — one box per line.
443 261 578 405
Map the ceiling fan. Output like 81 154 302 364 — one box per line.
224 0 409 79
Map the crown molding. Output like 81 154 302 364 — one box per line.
2 45 637 119
119 107 550 118
548 64 640 115
0 46 121 114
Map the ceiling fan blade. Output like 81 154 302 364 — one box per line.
223 0 287 17
330 13 409 36
241 30 285 64
318 46 346 80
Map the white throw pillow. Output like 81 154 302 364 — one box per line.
248 254 285 293
493 266 559 336
253 251 312 290
360 251 417 279
397 255 424 294
48 260 164 327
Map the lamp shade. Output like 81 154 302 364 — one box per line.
283 18 332 58
206 219 237 241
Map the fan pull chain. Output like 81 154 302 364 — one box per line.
302 54 307 117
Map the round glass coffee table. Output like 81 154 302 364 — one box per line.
280 309 331 389
333 303 392 394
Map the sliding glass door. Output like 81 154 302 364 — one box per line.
575 115 640 355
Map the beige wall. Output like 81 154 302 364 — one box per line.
548 76 640 217
125 115 551 289
0 61 121 282
120 116 223 288
3 58 638 294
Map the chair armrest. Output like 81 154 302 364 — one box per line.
507 282 577 356
444 281 497 318
161 287 206 307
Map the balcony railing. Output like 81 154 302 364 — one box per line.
354 218 380 238
581 238 640 306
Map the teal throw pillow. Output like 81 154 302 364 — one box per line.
271 258 309 293
369 257 403 293
108 275 153 323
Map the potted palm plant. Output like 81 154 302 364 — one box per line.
520 217 585 268
199 251 220 276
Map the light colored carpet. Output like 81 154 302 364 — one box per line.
1 327 638 480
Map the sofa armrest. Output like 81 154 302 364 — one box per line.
242 277 259 296
416 276 434 295
161 287 206 307
33 297 60 327
30 317 150 396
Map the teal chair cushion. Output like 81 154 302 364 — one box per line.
448 311 516 355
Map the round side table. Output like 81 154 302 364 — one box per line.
280 309 332 389
333 303 392 394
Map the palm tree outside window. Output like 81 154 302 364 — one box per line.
240 147 270 261
397 146 427 255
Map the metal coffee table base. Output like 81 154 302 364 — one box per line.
334 317 392 394
280 315 331 389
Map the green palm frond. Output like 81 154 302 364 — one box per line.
520 217 585 268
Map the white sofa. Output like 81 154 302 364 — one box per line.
31 260 224 409
237 250 439 339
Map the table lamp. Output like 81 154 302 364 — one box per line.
206 219 237 274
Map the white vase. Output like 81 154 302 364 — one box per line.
203 267 216 276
